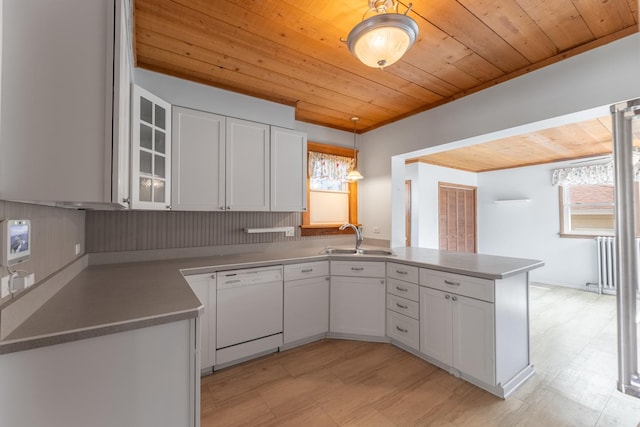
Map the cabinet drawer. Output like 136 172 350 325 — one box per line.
386 310 419 350
386 262 419 283
386 278 419 302
284 261 329 281
420 269 494 303
331 261 385 277
386 294 419 320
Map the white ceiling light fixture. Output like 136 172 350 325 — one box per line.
345 0 419 69
346 117 364 181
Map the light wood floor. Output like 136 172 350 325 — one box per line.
201 285 640 426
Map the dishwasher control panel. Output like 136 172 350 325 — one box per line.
217 266 283 290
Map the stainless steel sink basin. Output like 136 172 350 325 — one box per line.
321 248 395 256
356 248 395 256
322 248 358 254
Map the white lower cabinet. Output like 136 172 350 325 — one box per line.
385 262 420 351
330 261 386 338
184 273 216 370
284 261 330 345
419 286 494 386
0 320 198 427
386 309 419 349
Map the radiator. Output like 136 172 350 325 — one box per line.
590 236 640 295
594 236 617 294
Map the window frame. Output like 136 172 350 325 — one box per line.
558 184 640 238
301 142 359 236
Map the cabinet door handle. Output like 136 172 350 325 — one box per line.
396 302 408 309
445 294 451 300
452 296 458 301
396 286 408 292
351 267 364 271
301 268 313 273
396 270 408 275
396 326 409 333
444 279 460 287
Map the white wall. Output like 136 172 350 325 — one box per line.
135 68 295 129
410 163 477 248
358 34 640 246
477 162 597 288
295 121 353 148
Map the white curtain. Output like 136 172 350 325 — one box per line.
308 151 353 181
552 152 640 186
552 163 614 186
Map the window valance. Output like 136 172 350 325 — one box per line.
552 163 614 186
308 151 354 182
552 152 640 186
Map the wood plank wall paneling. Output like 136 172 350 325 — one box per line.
0 201 85 283
85 210 329 253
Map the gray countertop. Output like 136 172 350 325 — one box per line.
0 246 543 354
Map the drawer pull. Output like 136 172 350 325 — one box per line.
396 302 408 309
395 286 408 292
445 294 451 300
452 296 458 301
351 267 365 271
301 268 313 273
396 325 409 333
396 269 408 275
444 279 460 287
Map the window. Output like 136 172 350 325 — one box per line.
559 184 640 237
301 142 358 236
560 184 614 236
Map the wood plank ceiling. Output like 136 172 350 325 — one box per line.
133 0 638 134
406 116 616 172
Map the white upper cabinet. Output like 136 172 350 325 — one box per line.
111 0 133 207
172 107 226 211
225 118 270 211
270 127 307 212
0 0 133 206
131 85 172 210
171 109 307 212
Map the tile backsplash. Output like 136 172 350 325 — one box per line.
85 210 330 253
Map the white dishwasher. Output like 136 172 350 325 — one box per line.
216 265 284 366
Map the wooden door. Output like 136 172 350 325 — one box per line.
438 183 477 253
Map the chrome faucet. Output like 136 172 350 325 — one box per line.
339 223 363 250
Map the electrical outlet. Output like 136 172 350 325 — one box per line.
13 273 35 291
75 243 81 256
24 273 35 288
284 227 295 237
373 227 381 234
1 275 10 298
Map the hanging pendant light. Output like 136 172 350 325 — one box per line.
345 0 419 69
346 117 364 181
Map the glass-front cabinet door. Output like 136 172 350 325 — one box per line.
131 85 172 209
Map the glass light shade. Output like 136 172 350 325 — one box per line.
347 13 418 68
346 169 364 181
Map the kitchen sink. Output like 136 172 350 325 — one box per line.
323 248 358 254
321 248 394 256
357 248 395 256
